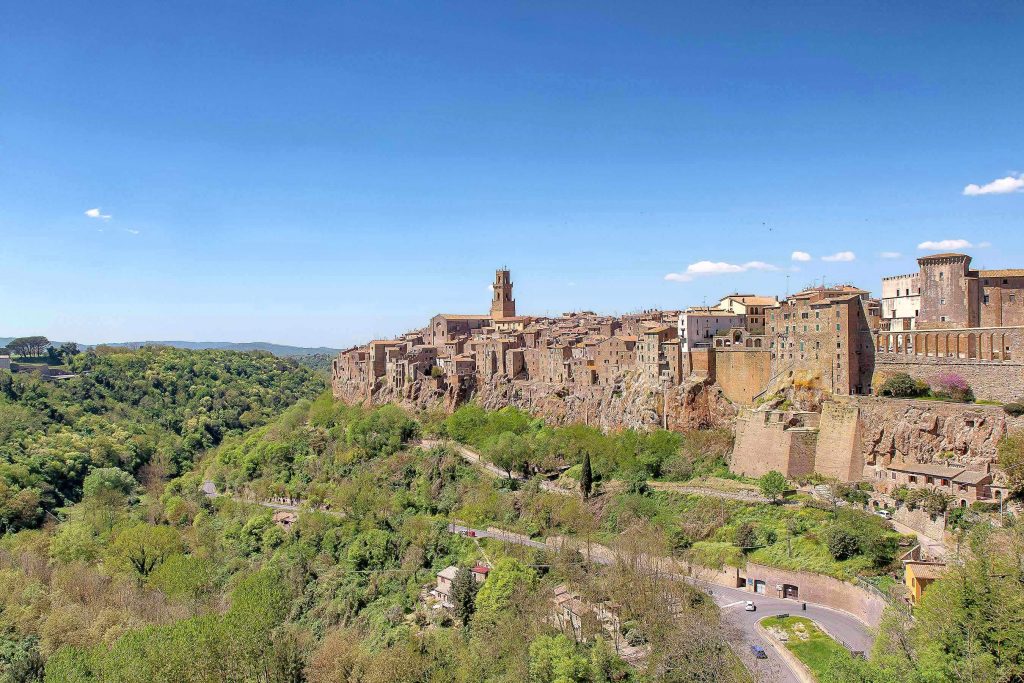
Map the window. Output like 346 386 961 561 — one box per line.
984 294 990 304
1011 294 1017 303
836 324 841 331
940 298 946 305
939 272 944 280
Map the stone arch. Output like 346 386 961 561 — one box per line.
754 338 762 348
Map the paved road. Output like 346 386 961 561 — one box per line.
449 522 874 682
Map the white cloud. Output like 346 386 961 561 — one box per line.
84 207 111 220
821 251 856 262
978 241 992 248
963 173 1024 196
665 260 779 283
918 239 973 251
880 251 902 259
125 229 140 235
791 251 812 262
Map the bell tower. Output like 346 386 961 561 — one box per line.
490 268 516 320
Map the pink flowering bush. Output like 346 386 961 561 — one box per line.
932 372 974 402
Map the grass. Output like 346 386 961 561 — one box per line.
761 615 852 679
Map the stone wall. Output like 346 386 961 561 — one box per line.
731 410 818 478
875 353 1024 403
891 506 947 543
742 562 887 627
714 348 772 405
814 401 864 481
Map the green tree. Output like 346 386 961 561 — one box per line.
998 433 1024 493
7 336 50 358
528 634 590 683
733 522 757 550
579 452 593 499
110 523 184 577
82 467 138 506
879 372 925 398
757 470 788 503
451 567 479 625
824 526 860 560
487 432 531 479
475 557 536 620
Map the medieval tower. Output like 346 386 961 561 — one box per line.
490 269 516 320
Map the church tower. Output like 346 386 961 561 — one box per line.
490 269 516 320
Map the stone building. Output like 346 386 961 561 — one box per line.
591 335 637 384
490 268 516 320
915 252 1024 329
678 309 745 352
638 325 677 382
881 272 920 331
715 294 780 334
767 286 876 396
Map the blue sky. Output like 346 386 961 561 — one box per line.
2 1 1022 347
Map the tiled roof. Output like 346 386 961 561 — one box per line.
979 269 1024 278
887 462 965 478
952 470 991 485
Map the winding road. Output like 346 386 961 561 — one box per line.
448 523 874 682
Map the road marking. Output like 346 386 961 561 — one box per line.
722 600 746 609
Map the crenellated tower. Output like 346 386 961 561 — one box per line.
490 269 516 320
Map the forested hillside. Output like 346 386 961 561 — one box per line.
2 381 1022 682
0 347 323 532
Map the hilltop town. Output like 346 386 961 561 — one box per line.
334 254 1024 520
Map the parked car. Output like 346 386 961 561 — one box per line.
750 645 768 659
875 509 892 520
744 600 756 612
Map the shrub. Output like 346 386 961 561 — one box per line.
1004 403 1024 417
624 469 649 496
824 526 860 560
931 372 974 403
733 522 757 550
879 373 927 398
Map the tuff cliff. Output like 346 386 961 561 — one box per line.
332 371 737 432
853 397 1024 469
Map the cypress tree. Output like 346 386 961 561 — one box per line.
451 567 479 625
580 452 593 499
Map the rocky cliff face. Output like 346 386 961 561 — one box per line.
854 397 1024 470
332 371 737 432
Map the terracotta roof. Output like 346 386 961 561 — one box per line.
887 462 964 478
438 566 459 581
979 269 1024 278
723 295 779 306
953 470 991 485
907 562 945 580
436 314 492 320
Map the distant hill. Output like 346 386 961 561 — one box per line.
91 341 340 357
1 337 339 358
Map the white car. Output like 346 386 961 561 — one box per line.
875 509 892 520
745 601 756 612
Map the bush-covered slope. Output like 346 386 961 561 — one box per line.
0 347 323 531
